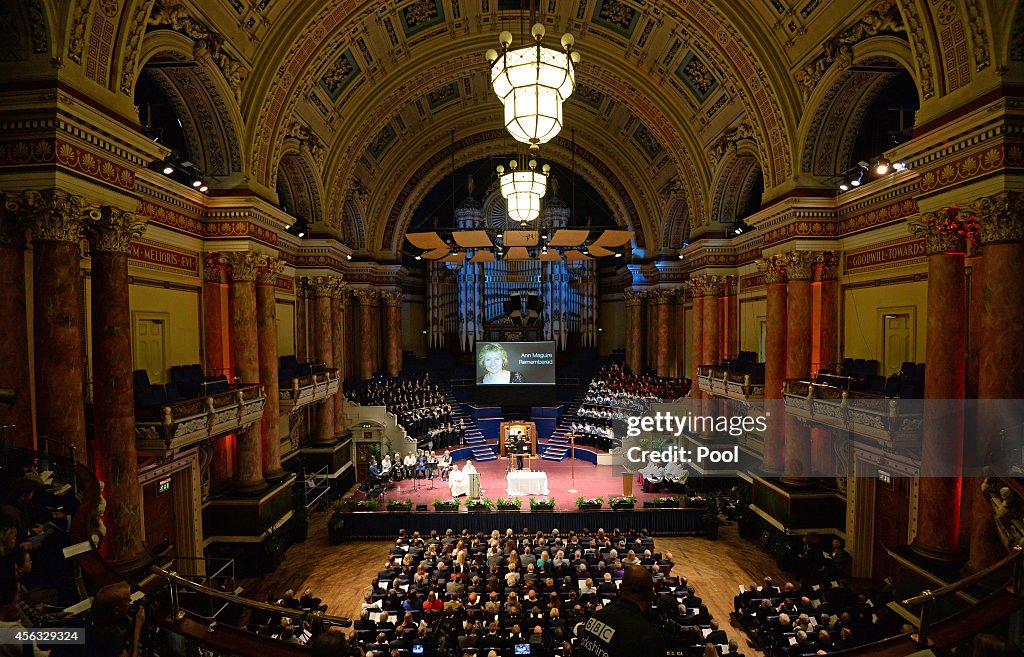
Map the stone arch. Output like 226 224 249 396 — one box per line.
276 143 325 227
711 150 764 226
376 132 649 256
0 0 50 61
662 199 691 251
136 32 246 183
798 37 919 177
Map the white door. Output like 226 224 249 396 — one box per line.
134 315 168 384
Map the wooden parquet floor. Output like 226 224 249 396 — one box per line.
240 510 786 654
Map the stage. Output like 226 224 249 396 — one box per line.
338 459 704 539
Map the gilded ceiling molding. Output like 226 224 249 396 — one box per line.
894 0 936 99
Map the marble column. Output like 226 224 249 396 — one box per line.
87 206 147 566
26 190 92 461
909 209 967 561
382 290 404 377
699 276 722 368
0 199 33 447
295 281 309 362
624 291 643 374
723 279 738 361
227 252 266 491
309 276 338 444
256 257 285 481
355 289 378 379
782 251 819 482
757 256 788 473
652 290 672 377
969 192 1024 570
202 254 231 377
689 288 704 398
675 291 687 379
331 282 347 435
812 255 840 475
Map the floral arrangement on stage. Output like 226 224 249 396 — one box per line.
529 497 556 511
433 499 460 512
496 497 522 510
466 498 494 512
609 495 637 509
386 498 413 511
346 499 380 511
643 496 682 508
576 496 604 509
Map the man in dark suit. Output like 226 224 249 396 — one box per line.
705 620 728 645
723 639 746 657
515 433 527 470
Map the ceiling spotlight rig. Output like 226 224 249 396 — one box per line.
835 156 908 194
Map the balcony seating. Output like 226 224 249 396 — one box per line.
277 356 339 414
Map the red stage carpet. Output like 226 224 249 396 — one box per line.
378 459 675 507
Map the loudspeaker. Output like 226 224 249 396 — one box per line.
416 504 428 511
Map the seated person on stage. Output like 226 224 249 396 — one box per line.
380 455 392 479
368 457 381 482
415 450 428 479
403 451 416 479
462 459 478 476
438 450 453 480
449 464 470 497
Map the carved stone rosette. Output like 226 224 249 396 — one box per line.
87 206 148 255
255 256 285 286
226 252 266 283
974 192 1024 245
687 274 723 297
908 208 968 255
380 290 403 306
22 189 98 244
786 251 823 281
756 255 788 284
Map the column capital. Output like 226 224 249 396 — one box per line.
816 251 841 280
87 206 147 255
380 290 403 306
0 193 28 248
908 208 968 254
225 251 265 283
331 280 349 299
786 250 824 281
756 255 788 284
973 191 1024 244
308 275 344 298
354 287 380 304
255 256 285 285
203 252 230 282
623 289 645 306
687 274 723 297
23 189 98 244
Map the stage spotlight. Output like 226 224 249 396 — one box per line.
415 255 422 260
297 230 306 237
162 164 174 175
192 180 202 188
874 157 891 175
285 224 291 230
839 182 849 191
199 185 208 193
893 161 907 171
346 254 353 260
614 252 622 258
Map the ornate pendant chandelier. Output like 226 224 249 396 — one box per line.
497 158 549 225
486 23 579 150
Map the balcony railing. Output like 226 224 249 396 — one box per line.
782 379 923 447
135 384 266 454
279 369 339 415
697 366 765 400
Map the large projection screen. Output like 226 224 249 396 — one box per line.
475 341 556 385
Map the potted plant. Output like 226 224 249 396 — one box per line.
433 499 460 512
496 497 522 511
347 499 379 511
610 495 637 510
467 498 493 512
529 498 556 511
576 496 603 510
702 502 721 540
387 498 413 512
328 500 346 545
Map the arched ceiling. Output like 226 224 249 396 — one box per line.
236 0 819 254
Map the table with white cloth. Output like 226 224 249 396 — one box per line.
506 470 549 496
